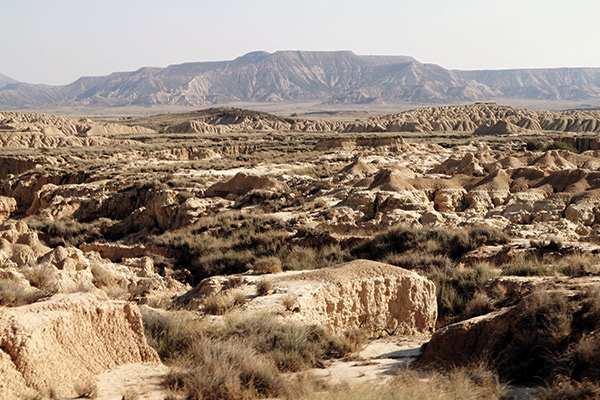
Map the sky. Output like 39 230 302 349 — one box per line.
1 0 599 85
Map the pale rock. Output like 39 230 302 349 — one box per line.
0 293 159 399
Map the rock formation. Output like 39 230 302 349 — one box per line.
0 292 159 398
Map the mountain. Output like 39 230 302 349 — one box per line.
0 51 599 109
0 73 17 89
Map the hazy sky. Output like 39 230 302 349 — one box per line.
2 0 599 85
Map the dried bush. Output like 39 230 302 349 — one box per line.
282 294 297 311
253 257 283 274
256 280 273 296
204 292 235 315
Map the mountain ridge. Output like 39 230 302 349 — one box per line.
1 50 600 109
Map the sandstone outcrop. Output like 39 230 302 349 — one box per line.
185 260 437 337
0 292 159 398
0 197 16 221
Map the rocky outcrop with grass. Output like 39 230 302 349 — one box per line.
183 259 437 336
0 292 159 399
419 276 600 385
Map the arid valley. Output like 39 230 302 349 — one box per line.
0 101 600 399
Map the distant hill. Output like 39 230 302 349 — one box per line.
0 73 17 89
1 51 599 109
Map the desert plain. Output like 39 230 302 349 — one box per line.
1 103 600 399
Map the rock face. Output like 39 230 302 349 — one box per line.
0 292 159 399
187 260 437 336
0 197 16 220
292 260 437 336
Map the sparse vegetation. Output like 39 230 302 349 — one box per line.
0 279 45 306
253 257 283 274
256 279 273 296
544 140 579 153
204 292 239 315
295 366 505 400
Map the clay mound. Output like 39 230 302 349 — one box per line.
432 153 484 176
532 150 577 170
0 196 16 220
0 292 159 399
473 169 512 191
167 120 224 134
314 138 356 151
473 120 522 135
205 172 289 197
0 133 139 149
368 169 415 191
496 155 526 169
339 158 378 176
537 169 590 193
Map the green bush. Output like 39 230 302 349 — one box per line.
544 140 578 153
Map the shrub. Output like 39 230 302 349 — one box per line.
164 338 283 400
0 279 44 307
525 138 545 151
351 226 508 261
141 310 204 363
253 257 283 274
256 280 273 296
204 292 235 315
24 265 57 290
74 379 98 399
427 262 499 325
26 217 111 248
544 140 578 153
383 252 453 271
282 294 297 311
464 292 495 319
540 377 600 400
214 315 364 372
495 288 573 382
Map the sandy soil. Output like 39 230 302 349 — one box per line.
96 363 169 400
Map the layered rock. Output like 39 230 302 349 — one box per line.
185 260 437 337
0 292 159 398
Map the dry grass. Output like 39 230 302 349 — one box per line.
74 379 98 399
0 279 45 307
204 292 236 315
294 366 505 400
143 311 366 400
165 338 283 400
120 389 139 400
23 265 57 290
253 257 283 274
256 280 273 296
283 294 297 311
90 263 125 291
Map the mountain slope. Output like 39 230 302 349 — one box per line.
1 51 599 108
0 73 17 89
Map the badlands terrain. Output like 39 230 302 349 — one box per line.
1 103 600 399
